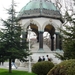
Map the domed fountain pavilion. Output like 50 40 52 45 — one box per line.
18 0 64 63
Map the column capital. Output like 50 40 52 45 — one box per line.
38 31 44 33
55 32 60 34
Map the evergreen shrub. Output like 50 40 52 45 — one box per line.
32 61 54 75
47 59 75 75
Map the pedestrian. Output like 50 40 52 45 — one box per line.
42 56 45 61
12 59 17 69
0 55 4 66
0 60 4 65
45 55 49 61
38 56 42 62
46 55 52 61
0 61 1 65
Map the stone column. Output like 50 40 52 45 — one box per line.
51 35 54 51
59 35 62 50
39 31 43 50
55 32 59 50
37 32 39 42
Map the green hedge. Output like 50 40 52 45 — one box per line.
32 61 54 75
47 59 75 75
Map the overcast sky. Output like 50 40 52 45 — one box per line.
0 0 30 19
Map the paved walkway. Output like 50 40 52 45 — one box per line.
0 62 29 71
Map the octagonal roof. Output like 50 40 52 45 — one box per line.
21 0 57 11
18 0 61 19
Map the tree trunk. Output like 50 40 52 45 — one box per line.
9 58 12 73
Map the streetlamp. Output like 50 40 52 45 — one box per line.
28 26 32 72
28 26 32 50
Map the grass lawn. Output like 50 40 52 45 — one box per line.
0 68 37 75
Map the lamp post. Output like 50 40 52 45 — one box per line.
28 26 32 72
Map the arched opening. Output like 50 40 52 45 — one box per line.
44 24 55 35
44 24 55 51
43 31 51 49
26 23 39 50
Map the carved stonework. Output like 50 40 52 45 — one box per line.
30 19 33 23
49 19 52 22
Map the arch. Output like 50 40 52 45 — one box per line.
23 20 41 32
42 21 58 32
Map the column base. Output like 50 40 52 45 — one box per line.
39 48 43 50
37 48 45 53
56 49 61 51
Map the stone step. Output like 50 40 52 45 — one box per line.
30 43 51 52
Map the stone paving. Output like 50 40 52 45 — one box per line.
0 62 28 71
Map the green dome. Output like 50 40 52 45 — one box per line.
18 0 61 19
21 0 57 12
